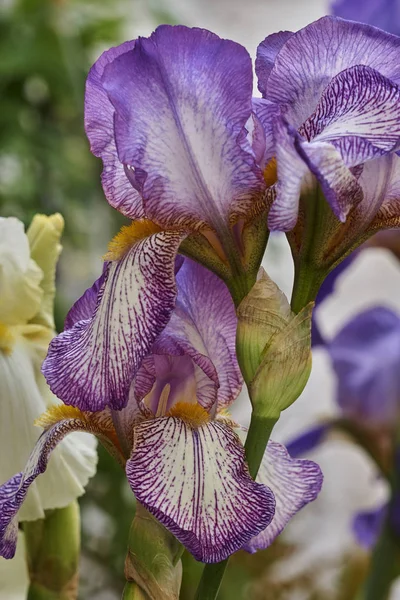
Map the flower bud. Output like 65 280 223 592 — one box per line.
237 269 312 419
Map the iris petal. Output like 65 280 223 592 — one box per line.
126 417 275 563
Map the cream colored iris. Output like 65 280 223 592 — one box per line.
0 215 97 523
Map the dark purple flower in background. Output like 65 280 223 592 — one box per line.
332 0 400 37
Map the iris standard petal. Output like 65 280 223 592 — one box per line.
126 416 275 563
255 31 293 96
43 228 186 411
259 16 400 127
101 25 264 232
244 440 323 553
167 259 242 409
328 306 400 425
85 41 144 218
301 65 400 166
0 410 98 559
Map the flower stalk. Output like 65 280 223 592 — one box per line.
23 501 80 600
123 504 183 600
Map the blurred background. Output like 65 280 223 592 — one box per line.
4 0 400 599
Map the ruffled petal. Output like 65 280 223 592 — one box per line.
301 65 400 165
244 440 323 552
102 25 264 232
85 41 144 218
0 217 43 326
43 230 186 411
0 412 96 559
126 417 275 563
0 337 97 523
261 16 400 127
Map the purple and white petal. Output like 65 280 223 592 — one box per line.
261 16 400 127
268 118 308 231
299 140 363 223
252 98 281 170
168 258 242 409
244 440 323 553
0 418 94 559
301 65 400 166
102 25 264 232
85 41 144 218
126 417 275 563
43 230 186 411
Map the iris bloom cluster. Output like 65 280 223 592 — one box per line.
2 13 400 579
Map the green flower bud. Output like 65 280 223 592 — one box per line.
237 269 313 420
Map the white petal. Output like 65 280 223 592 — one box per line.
0 531 28 599
0 218 43 325
0 338 97 522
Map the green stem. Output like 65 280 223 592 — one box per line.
290 261 324 315
24 501 80 600
194 414 277 600
363 519 400 600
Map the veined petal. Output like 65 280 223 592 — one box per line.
261 16 400 127
102 25 264 232
299 140 363 223
0 338 97 523
85 41 144 218
43 229 186 411
255 31 293 96
268 116 363 231
301 65 400 166
126 417 275 563
244 440 323 552
0 218 43 326
166 259 242 409
0 409 98 559
252 98 280 170
268 118 308 231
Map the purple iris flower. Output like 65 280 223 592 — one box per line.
329 306 400 427
0 259 322 562
332 0 400 37
256 16 400 262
